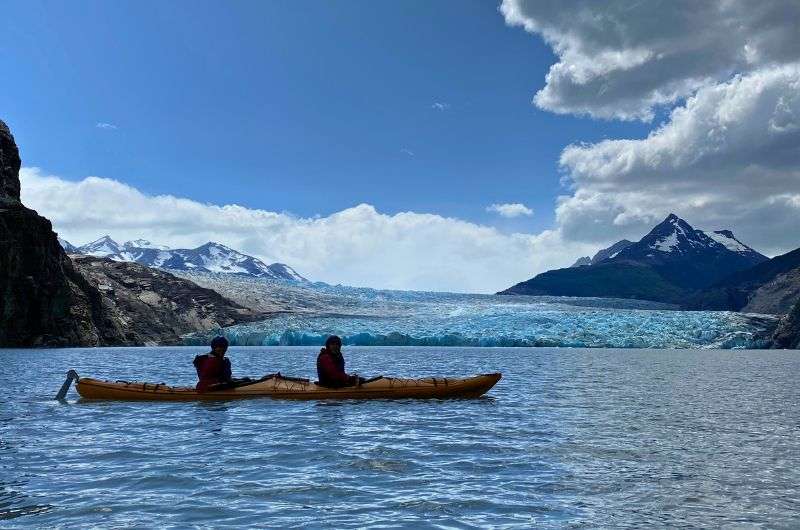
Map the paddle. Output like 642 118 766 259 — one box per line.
55 370 80 400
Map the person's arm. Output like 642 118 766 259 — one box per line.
222 358 233 382
318 354 352 386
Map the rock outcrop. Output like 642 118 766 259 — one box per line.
0 119 125 346
770 299 800 349
71 255 267 345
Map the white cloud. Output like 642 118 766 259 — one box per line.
497 1 800 257
96 122 118 130
501 0 800 120
555 64 800 255
20 168 593 293
431 102 451 111
400 148 415 157
486 202 534 218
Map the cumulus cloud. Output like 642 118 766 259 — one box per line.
96 122 118 130
487 202 534 218
501 0 800 120
556 64 800 254
498 1 800 257
20 168 593 293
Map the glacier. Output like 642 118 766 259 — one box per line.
177 273 778 349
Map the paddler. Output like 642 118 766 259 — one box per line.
194 336 235 392
316 335 363 387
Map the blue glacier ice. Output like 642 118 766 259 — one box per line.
178 278 778 349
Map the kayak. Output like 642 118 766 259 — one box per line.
68 372 502 401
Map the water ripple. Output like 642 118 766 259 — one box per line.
0 347 798 528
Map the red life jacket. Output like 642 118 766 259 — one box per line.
316 348 354 388
194 353 232 392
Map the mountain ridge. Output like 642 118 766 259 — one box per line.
500 213 769 301
62 236 307 282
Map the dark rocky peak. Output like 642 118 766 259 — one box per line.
570 256 591 268
650 213 695 238
620 213 708 256
571 240 635 268
592 239 634 264
0 119 21 203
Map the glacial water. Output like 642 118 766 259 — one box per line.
1 346 798 528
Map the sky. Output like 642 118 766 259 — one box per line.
2 0 799 292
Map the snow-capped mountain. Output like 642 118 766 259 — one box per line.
501 214 769 300
603 214 767 288
68 236 307 281
78 235 123 257
123 239 170 250
57 237 79 253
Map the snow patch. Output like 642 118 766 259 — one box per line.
703 231 750 253
652 232 680 252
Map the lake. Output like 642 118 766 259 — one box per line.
1 347 798 528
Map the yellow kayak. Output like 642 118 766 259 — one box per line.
67 372 502 401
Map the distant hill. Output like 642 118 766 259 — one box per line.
502 261 687 303
500 214 768 303
63 236 307 282
686 247 800 313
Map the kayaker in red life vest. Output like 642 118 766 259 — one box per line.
194 336 234 392
317 335 363 388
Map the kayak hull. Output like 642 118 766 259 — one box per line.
75 373 501 401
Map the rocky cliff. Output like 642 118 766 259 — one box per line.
0 120 126 346
770 299 800 349
70 256 267 345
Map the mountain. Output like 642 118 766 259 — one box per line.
609 214 767 289
124 239 169 250
71 255 267 345
72 237 307 281
571 240 634 268
571 256 591 267
502 261 687 303
78 235 123 257
499 214 768 303
592 239 635 264
58 237 79 253
686 247 800 313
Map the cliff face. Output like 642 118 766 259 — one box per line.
770 299 800 349
71 255 266 345
0 120 125 346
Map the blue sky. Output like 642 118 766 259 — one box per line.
1 0 647 233
4 1 798 291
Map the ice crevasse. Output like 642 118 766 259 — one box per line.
181 283 777 349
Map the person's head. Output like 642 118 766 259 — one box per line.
325 335 342 354
210 336 229 357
